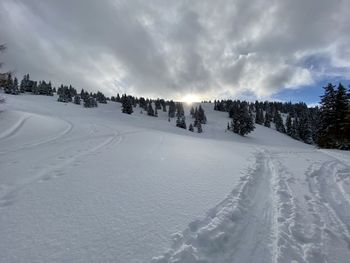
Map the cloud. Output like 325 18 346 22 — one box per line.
0 0 349 100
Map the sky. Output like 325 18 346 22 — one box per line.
0 0 350 103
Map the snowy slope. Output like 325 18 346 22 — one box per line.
0 93 349 263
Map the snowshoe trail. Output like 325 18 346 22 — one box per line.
152 150 281 263
306 160 350 261
152 148 350 263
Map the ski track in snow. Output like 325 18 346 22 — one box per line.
0 113 31 141
306 160 350 261
0 121 123 208
152 149 278 263
0 117 73 155
152 148 350 263
1 95 350 263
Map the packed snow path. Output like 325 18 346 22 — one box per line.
153 148 350 263
0 94 350 263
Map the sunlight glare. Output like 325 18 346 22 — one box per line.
182 94 200 105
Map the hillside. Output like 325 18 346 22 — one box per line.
0 93 350 263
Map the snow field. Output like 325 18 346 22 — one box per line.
0 93 349 262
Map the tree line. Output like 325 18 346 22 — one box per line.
214 82 350 149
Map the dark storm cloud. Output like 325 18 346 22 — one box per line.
1 0 349 99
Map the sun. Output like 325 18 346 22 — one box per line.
182 94 200 105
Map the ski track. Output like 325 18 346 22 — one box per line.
152 149 280 263
0 113 31 141
0 124 122 209
152 148 350 263
1 97 350 262
306 160 350 261
0 117 74 155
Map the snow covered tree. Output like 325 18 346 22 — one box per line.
96 91 107 103
0 94 5 111
189 123 194 132
231 104 255 136
197 122 203 133
190 106 195 117
176 115 186 129
196 105 207 124
255 108 264 125
176 102 185 118
74 95 81 105
317 83 337 148
264 112 271 127
333 83 350 148
286 115 292 136
298 112 312 144
168 100 176 118
274 111 286 133
121 95 133 114
147 103 155 116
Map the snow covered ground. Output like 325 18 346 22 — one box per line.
0 93 349 263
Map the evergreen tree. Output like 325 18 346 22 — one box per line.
274 112 286 133
255 108 264 124
333 83 350 148
196 105 207 124
12 77 19 95
147 103 155 116
317 83 337 148
286 115 293 136
74 95 81 105
264 112 271 127
96 91 107 103
4 73 13 94
298 112 312 144
83 96 91 107
197 122 203 133
168 100 176 118
189 123 194 132
190 106 195 117
231 104 255 136
121 95 133 114
291 118 299 139
176 115 186 129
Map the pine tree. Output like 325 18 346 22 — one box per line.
12 77 19 95
74 95 81 105
196 105 207 124
176 115 186 129
231 104 255 136
197 122 203 133
255 108 264 125
4 73 13 94
286 115 292 136
189 123 194 132
264 112 271 127
147 103 155 116
298 112 312 144
168 101 176 118
274 111 286 133
190 106 195 117
333 83 349 148
291 118 299 139
121 95 133 114
317 83 337 148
